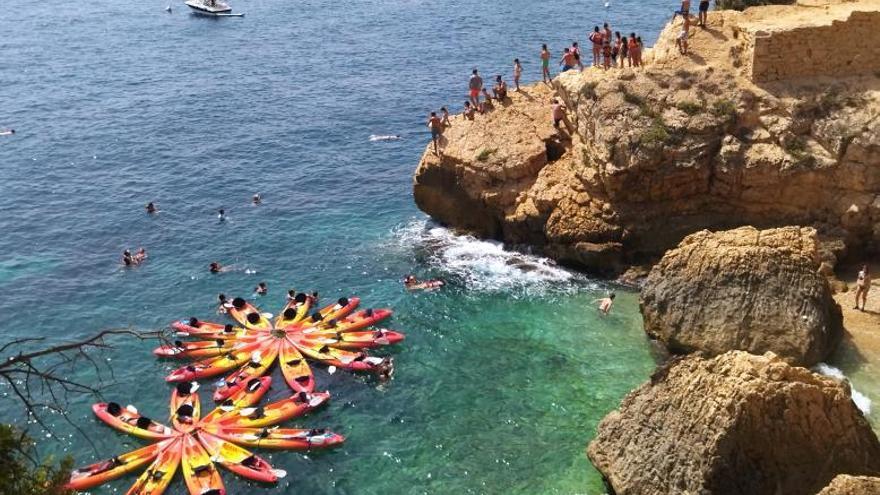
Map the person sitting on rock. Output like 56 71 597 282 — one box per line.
492 75 508 101
463 101 476 120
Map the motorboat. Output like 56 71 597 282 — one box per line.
184 0 237 15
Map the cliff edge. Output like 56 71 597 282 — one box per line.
413 0 880 275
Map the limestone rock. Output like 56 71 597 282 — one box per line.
587 351 880 495
640 226 843 366
817 475 880 495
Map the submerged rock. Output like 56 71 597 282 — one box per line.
587 351 880 495
817 475 880 495
640 226 843 366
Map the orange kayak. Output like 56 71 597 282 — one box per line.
274 295 311 329
292 339 388 371
181 434 226 495
165 338 269 382
66 440 170 490
313 307 392 334
298 328 405 350
169 382 201 432
228 298 272 330
171 319 243 337
215 391 330 428
92 402 174 440
202 376 272 424
211 341 279 402
153 338 237 359
205 425 345 450
124 437 182 495
197 431 283 483
279 337 315 393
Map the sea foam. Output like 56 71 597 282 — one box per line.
814 363 872 415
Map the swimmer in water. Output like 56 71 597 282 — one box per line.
122 250 134 267
145 202 157 214
252 193 261 205
217 208 226 221
217 293 230 313
0 129 14 136
209 262 223 273
255 282 268 295
403 275 445 291
594 293 616 315
134 247 147 264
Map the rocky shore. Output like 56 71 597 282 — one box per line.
413 1 880 493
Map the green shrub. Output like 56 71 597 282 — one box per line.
641 118 671 146
711 99 737 120
0 424 73 495
676 100 703 116
476 148 495 162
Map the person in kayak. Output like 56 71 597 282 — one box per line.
255 282 268 295
594 293 616 315
307 292 319 306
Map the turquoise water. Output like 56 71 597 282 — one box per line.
0 0 673 493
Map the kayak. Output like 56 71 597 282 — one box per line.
299 328 405 350
170 382 201 431
125 438 182 495
292 340 384 371
228 299 272 330
66 440 170 490
312 308 392 334
312 297 360 323
215 391 330 428
92 402 174 440
279 338 315 393
153 338 237 359
181 434 226 495
170 319 244 337
165 339 269 382
205 425 344 450
274 298 311 329
211 342 279 402
202 376 272 424
197 431 283 483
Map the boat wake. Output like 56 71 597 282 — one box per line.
814 363 872 415
390 220 588 295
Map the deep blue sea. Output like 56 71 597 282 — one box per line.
6 1 870 494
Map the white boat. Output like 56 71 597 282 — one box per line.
185 0 233 15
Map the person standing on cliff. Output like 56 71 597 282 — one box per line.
672 0 690 21
427 112 443 156
698 0 710 27
588 26 603 68
855 264 871 311
559 48 576 72
468 69 483 110
541 44 552 83
676 15 691 55
513 58 523 91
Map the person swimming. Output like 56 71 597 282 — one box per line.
252 193 262 205
217 293 230 313
134 247 147 264
122 250 134 266
595 293 616 315
209 262 223 273
145 202 157 214
217 208 226 221
255 282 268 295
0 129 14 136
403 275 445 291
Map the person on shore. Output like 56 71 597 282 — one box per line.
602 40 612 69
440 107 451 128
588 26 603 67
603 23 613 47
209 262 223 273
595 293 616 315
463 101 476 120
513 58 523 91
468 69 483 109
255 282 268 296
698 0 710 27
673 0 691 21
492 75 508 100
612 32 622 66
217 208 226 222
571 42 584 71
551 98 568 132
636 36 645 65
541 44 552 83
252 193 262 205
620 35 630 67
480 88 494 112
427 111 443 155
855 265 871 311
559 47 576 72
677 15 691 54
145 202 157 214
628 34 641 67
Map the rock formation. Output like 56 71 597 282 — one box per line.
817 475 880 495
639 226 843 366
587 351 880 495
413 1 880 276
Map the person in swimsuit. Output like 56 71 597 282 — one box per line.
134 247 147 264
588 26 603 67
603 23 613 47
209 262 223 273
602 40 612 69
217 208 226 221
571 42 584 71
673 0 690 21
541 44 552 83
551 98 568 132
559 48 576 72
698 0 710 27
440 107 451 128
252 193 262 205
595 293 616 315
463 101 476 120
492 75 508 100
122 250 134 267
145 202 157 214
677 15 691 54
620 36 629 67
468 69 483 109
854 264 871 311
255 282 268 295
628 34 641 67
427 111 443 155
513 58 523 91
612 32 621 66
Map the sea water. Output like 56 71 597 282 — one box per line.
2 1 867 494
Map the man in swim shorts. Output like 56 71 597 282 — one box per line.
541 44 552 83
673 0 690 21
698 0 710 27
427 111 443 155
468 69 483 108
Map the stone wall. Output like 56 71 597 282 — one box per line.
744 8 880 82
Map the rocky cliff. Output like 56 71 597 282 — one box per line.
640 226 843 366
587 351 880 495
413 1 880 275
817 475 880 495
